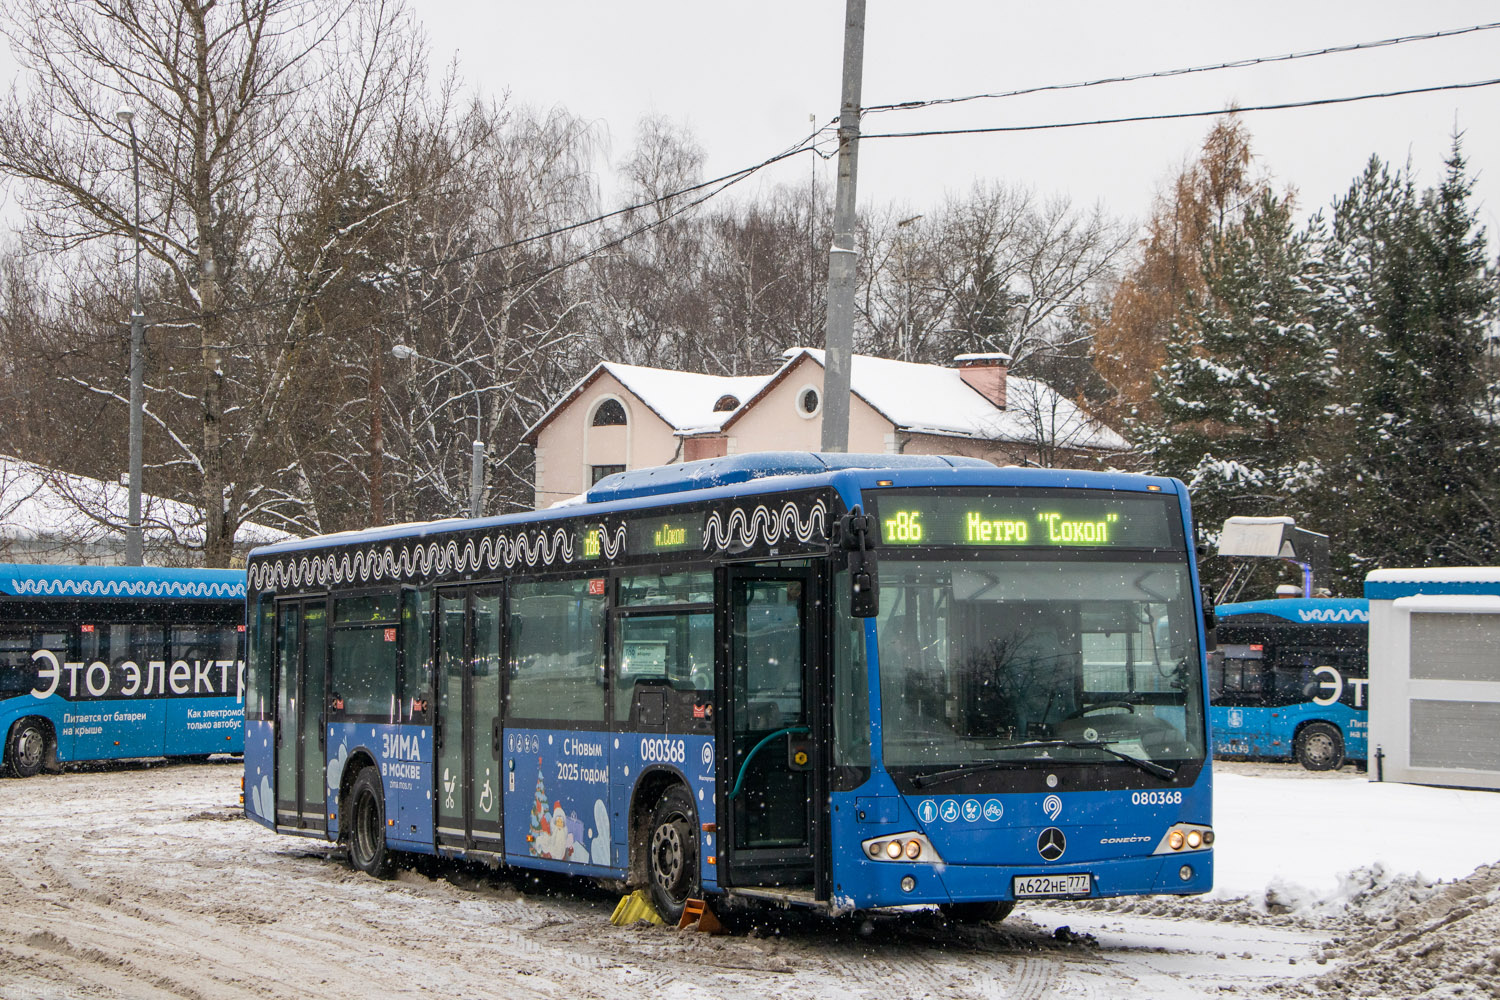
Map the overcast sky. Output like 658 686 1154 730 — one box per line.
417 1 1500 233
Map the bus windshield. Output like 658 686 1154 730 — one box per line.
875 557 1206 771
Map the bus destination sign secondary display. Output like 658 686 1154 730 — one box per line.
873 492 1175 549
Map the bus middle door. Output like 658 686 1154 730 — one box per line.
434 586 504 857
719 566 819 891
273 598 328 833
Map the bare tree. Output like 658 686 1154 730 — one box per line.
857 182 1129 372
378 103 600 520
0 0 428 562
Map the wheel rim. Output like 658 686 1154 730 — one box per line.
650 816 688 902
1304 732 1335 766
353 790 379 866
15 727 42 771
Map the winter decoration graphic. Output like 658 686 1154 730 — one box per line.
528 758 546 855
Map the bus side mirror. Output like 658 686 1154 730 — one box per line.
840 508 879 618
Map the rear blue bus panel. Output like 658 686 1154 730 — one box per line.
1208 598 1368 770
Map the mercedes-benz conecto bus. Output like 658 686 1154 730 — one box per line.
1 563 246 777
243 454 1213 922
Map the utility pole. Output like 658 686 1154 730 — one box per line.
820 0 865 453
117 106 145 566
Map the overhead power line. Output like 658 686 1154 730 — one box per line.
862 21 1500 117
856 77 1500 143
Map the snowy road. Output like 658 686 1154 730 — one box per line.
0 761 1484 999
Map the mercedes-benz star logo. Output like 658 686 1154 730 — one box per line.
1036 827 1067 862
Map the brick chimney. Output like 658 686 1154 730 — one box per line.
955 353 1011 409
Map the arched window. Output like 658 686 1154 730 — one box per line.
713 394 740 413
592 398 627 426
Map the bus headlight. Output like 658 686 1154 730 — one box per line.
861 832 943 864
1153 823 1214 855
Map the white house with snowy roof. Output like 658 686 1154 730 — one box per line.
522 349 1127 508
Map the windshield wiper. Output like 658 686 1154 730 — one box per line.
912 739 1176 787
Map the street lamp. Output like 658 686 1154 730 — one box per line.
391 343 486 518
117 105 145 566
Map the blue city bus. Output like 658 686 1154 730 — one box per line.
242 454 1213 923
1208 597 1368 770
0 563 247 777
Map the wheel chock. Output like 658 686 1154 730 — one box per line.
610 889 664 926
676 898 725 934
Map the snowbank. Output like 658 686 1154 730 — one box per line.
1212 768 1500 908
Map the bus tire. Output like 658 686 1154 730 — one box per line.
347 767 395 879
646 784 699 924
5 718 47 778
1295 722 1344 771
941 900 1016 924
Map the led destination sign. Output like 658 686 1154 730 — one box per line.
874 492 1175 549
625 514 704 553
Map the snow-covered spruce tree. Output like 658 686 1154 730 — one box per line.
1316 140 1500 583
1143 190 1330 575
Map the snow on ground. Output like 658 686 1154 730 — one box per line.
0 758 1495 999
1210 762 1500 909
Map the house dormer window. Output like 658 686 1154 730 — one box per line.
713 394 739 412
796 386 821 419
592 398 627 426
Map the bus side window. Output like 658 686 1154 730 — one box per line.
508 578 606 724
612 610 712 725
331 594 401 722
401 590 433 723
247 595 275 718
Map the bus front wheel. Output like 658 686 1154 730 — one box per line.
4 719 47 778
941 900 1016 924
647 785 699 923
347 767 395 878
1295 722 1344 771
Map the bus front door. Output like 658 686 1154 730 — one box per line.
434 587 505 856
274 599 328 833
720 568 818 890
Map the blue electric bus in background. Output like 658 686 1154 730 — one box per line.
243 453 1213 923
0 563 247 777
1208 597 1369 771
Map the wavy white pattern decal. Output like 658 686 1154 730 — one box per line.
1296 607 1369 623
250 498 829 592
6 577 245 599
249 524 601 593
703 499 828 551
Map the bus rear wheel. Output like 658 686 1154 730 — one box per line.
647 785 699 923
347 767 395 878
1295 722 1344 771
5 719 47 778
